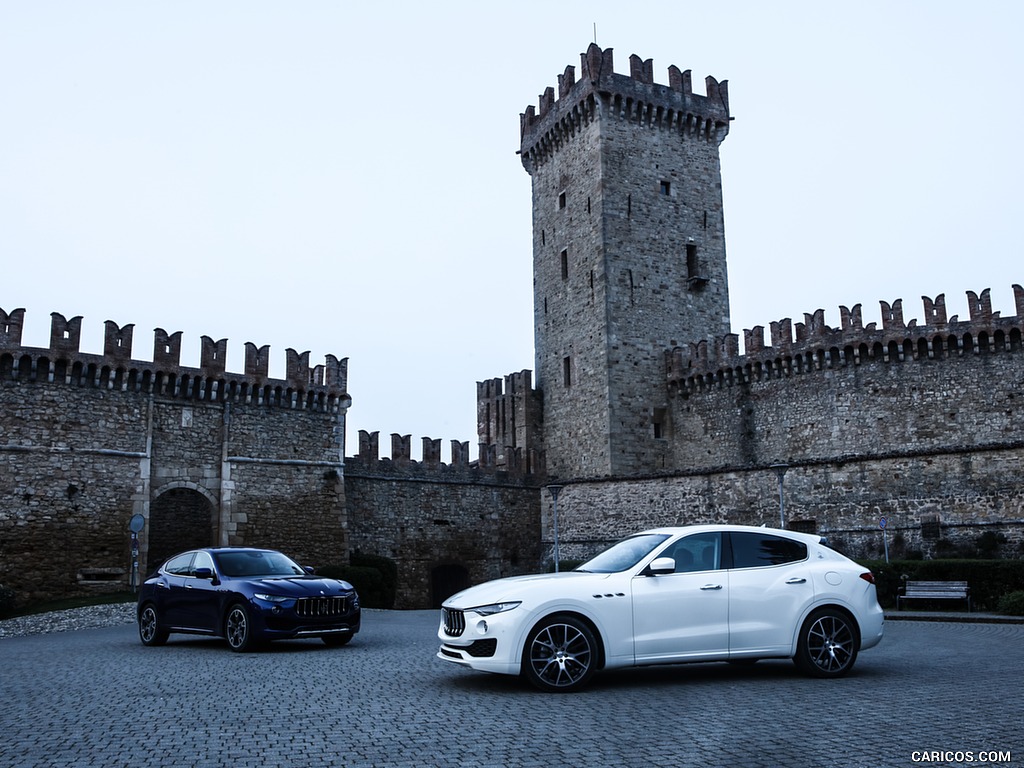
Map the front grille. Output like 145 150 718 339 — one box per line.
296 595 350 618
442 607 465 637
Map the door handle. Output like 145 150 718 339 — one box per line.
700 584 723 590
785 577 807 584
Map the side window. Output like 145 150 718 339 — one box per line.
191 551 214 576
659 532 721 573
164 552 195 576
729 533 807 568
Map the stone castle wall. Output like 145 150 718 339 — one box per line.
0 309 350 606
345 451 541 609
536 287 1024 564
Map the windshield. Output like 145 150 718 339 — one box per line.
576 534 670 574
215 550 306 578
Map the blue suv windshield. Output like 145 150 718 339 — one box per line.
215 550 305 578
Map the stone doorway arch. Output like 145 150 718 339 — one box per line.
148 486 218 572
431 564 470 609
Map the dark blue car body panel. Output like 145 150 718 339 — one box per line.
137 547 360 649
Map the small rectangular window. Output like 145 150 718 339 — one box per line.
653 407 668 439
558 191 566 209
560 249 568 280
660 180 671 195
686 243 698 278
563 356 572 387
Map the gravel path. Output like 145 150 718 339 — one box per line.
0 602 137 639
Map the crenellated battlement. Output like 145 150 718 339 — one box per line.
519 43 730 173
0 308 350 412
667 285 1024 394
348 429 541 481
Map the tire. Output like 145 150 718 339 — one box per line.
224 603 258 652
522 615 598 693
138 604 169 647
322 633 353 647
794 608 859 678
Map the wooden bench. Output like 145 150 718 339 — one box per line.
897 580 971 612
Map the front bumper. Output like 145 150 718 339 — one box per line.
252 595 361 641
436 607 523 676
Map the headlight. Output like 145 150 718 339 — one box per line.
254 593 289 603
470 601 521 616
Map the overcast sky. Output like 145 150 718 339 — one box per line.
2 1 1021 460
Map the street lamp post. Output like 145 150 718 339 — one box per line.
546 484 563 572
769 463 789 529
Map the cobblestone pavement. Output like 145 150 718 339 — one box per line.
1 610 1021 768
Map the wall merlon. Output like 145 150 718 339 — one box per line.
667 65 692 94
880 299 905 330
770 318 793 348
422 437 441 468
744 325 766 354
968 288 993 322
795 309 830 342
391 433 411 465
0 307 26 347
200 336 228 375
49 312 83 354
840 304 864 332
922 295 947 326
450 440 469 467
154 328 183 367
244 343 270 378
103 321 134 362
629 54 654 84
359 430 379 461
558 65 575 98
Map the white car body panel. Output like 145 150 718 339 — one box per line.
437 524 884 687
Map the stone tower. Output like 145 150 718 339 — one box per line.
520 44 733 477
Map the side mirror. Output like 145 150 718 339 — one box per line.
647 557 675 576
304 566 315 575
193 567 214 580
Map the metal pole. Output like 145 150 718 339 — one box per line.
546 484 563 573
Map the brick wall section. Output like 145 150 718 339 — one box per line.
345 458 541 608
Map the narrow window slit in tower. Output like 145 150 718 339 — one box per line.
560 249 569 280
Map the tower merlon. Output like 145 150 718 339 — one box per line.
519 43 731 171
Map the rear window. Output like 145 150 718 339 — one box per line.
730 532 807 568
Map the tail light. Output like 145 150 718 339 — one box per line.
859 571 876 585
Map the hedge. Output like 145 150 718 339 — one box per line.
316 553 397 609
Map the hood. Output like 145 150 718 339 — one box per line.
246 576 354 597
443 571 603 609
